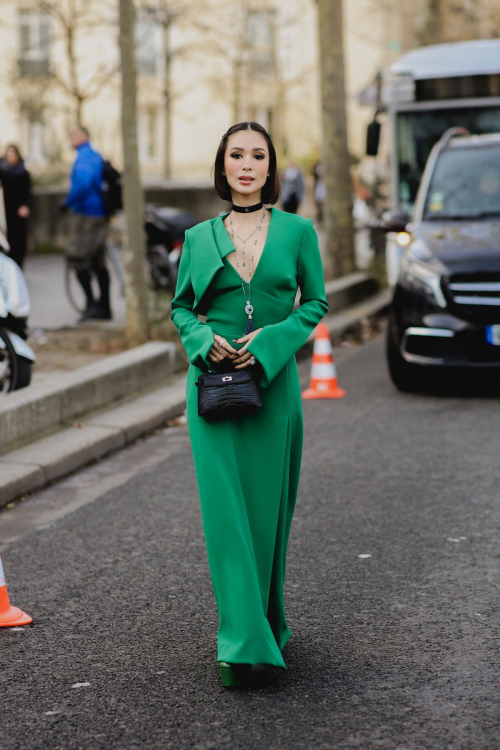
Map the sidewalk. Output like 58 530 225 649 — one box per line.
24 253 126 331
23 207 371 333
0 283 390 508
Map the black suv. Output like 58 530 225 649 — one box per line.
386 128 500 391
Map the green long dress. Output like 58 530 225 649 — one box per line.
171 208 328 668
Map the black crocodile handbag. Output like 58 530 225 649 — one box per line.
196 368 262 421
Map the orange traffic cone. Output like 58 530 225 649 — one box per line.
0 555 32 627
302 323 346 399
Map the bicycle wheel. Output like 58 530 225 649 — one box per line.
65 261 87 314
0 328 18 393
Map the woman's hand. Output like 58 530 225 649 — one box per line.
18 206 29 218
231 328 262 369
208 334 238 364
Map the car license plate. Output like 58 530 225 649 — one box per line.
486 325 500 345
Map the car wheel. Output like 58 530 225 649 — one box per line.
65 260 87 314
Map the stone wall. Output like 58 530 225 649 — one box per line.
30 182 228 253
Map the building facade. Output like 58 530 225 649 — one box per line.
0 0 434 184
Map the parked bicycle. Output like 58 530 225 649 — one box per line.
64 207 198 320
65 238 125 316
144 206 198 292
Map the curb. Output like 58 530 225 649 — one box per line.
324 272 379 315
0 286 391 510
301 287 392 357
0 341 186 454
0 373 187 507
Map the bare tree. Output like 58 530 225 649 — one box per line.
430 0 500 42
416 0 443 46
416 0 500 46
24 0 120 122
119 0 150 346
201 1 314 161
316 0 355 278
137 0 224 178
200 2 262 128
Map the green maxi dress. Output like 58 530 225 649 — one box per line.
171 208 328 668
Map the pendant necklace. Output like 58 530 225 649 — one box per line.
229 208 266 335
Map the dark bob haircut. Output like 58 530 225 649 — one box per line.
213 121 281 205
4 144 23 162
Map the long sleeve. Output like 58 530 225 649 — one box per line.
246 219 328 388
170 233 215 370
65 160 95 208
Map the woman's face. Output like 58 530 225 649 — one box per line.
223 129 269 202
5 147 20 165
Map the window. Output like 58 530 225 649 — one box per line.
25 120 46 164
19 9 50 77
251 108 273 132
396 107 500 209
138 109 158 163
245 11 274 72
424 145 500 221
135 16 159 77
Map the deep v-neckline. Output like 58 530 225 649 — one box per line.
220 208 274 285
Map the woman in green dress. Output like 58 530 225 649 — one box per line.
171 122 328 687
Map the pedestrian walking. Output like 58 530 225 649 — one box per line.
281 159 305 214
170 121 328 687
312 161 325 225
0 145 31 269
64 125 112 321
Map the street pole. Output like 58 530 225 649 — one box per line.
119 0 150 346
316 0 355 278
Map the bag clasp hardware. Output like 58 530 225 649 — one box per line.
222 376 233 382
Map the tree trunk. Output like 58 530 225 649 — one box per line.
316 0 355 278
232 56 242 123
163 25 172 179
119 0 150 346
416 0 442 46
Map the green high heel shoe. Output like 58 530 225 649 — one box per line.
219 662 252 688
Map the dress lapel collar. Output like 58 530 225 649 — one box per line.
212 213 235 260
188 216 229 308
188 210 280 308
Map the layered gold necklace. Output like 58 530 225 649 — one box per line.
229 208 266 334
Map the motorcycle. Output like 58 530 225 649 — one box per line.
144 206 198 292
0 230 36 393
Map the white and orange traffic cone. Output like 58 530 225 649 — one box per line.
0 555 32 627
302 323 346 400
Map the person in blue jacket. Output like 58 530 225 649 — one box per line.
64 125 112 320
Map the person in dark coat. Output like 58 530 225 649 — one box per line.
281 160 304 214
0 145 31 269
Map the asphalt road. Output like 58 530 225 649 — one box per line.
1 339 500 750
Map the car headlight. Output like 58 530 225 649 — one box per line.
400 247 446 308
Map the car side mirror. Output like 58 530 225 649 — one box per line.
379 209 409 232
366 119 381 157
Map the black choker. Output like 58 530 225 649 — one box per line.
231 202 263 214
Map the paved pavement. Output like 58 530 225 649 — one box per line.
24 253 126 330
2 340 500 749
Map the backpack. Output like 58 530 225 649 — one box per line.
101 160 123 217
